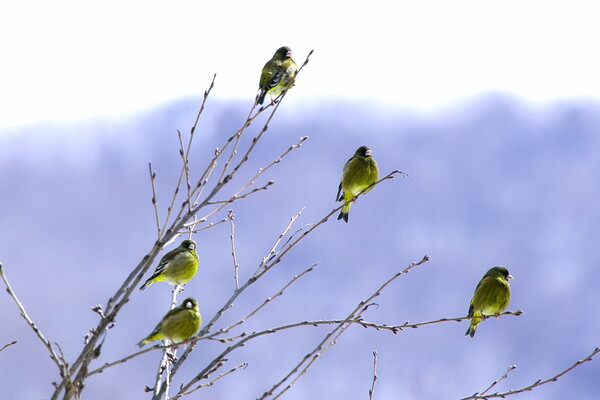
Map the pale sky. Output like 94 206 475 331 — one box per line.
2 1 600 128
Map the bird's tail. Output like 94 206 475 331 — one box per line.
337 202 351 223
465 316 482 338
136 339 148 348
139 279 153 291
257 90 266 105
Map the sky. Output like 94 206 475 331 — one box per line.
2 1 600 128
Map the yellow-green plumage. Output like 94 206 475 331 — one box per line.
137 297 202 347
465 266 513 338
257 46 297 105
336 146 379 223
139 239 199 290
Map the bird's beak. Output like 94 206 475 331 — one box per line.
365 149 373 156
286 50 293 58
507 274 514 280
189 244 196 250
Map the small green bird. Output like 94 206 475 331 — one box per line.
465 266 514 338
336 146 379 223
139 239 199 290
137 297 202 347
257 46 297 105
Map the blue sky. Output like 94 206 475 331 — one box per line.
2 1 600 127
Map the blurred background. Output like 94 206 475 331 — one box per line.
1 1 599 399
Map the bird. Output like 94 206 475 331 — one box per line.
257 46 297 105
137 297 202 347
336 146 379 222
465 266 514 338
139 239 199 290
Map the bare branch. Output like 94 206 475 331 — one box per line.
459 347 600 400
354 310 523 333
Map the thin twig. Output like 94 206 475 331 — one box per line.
459 347 600 399
369 351 378 400
0 341 17 353
148 163 161 239
228 210 240 290
86 346 159 377
0 263 65 375
177 130 193 214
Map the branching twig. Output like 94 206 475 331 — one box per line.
178 362 248 397
259 208 305 272
479 365 517 396
86 346 159 377
459 347 600 400
209 263 319 340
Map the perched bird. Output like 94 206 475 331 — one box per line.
257 46 297 105
137 297 202 347
465 266 514 338
139 239 199 290
336 146 379 223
